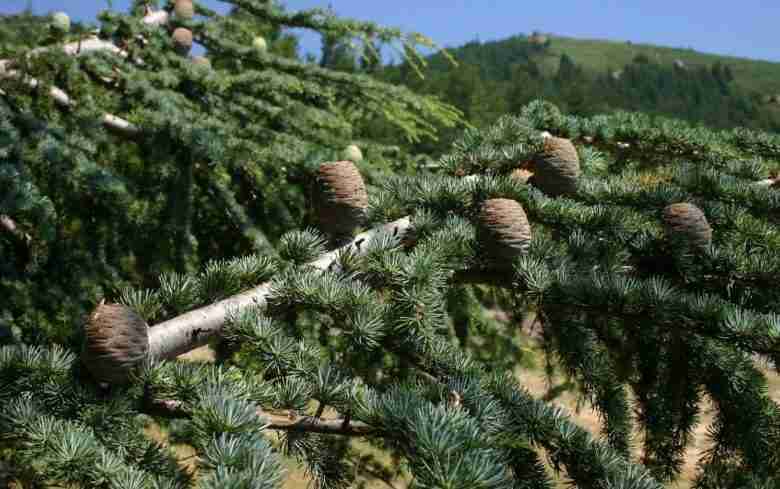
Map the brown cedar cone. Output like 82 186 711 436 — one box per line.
477 198 532 266
531 136 580 197
82 302 149 384
172 28 193 55
313 161 368 239
662 203 712 250
174 0 195 20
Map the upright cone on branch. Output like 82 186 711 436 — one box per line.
172 28 193 55
531 136 580 197
313 161 368 239
477 198 532 266
82 302 150 385
662 202 712 250
174 0 195 20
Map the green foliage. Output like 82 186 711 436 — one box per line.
6 99 780 486
2 1 780 487
0 0 462 345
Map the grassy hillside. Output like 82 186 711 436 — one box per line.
538 35 780 96
371 32 780 157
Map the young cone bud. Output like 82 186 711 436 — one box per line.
477 198 532 266
662 203 712 249
174 0 195 20
313 161 368 239
82 303 150 384
172 28 193 55
532 136 580 197
343 144 363 163
51 12 71 33
253 36 268 53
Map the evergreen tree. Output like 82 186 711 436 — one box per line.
0 0 461 345
2 4 780 489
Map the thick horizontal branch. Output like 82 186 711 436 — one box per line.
147 398 376 436
148 217 414 359
755 178 779 188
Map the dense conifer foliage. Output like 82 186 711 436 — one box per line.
0 0 461 345
2 3 780 489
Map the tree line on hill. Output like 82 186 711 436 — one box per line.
318 33 780 157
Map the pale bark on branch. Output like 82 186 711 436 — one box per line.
147 216 414 360
147 397 376 436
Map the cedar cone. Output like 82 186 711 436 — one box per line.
662 203 712 250
313 161 368 238
253 36 268 53
172 28 193 55
477 198 532 265
174 0 195 20
532 136 580 197
82 302 149 384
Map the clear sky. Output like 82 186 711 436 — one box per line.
2 0 779 63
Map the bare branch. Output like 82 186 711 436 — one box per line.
147 398 376 436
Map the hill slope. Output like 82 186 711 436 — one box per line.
368 32 780 156
539 35 780 96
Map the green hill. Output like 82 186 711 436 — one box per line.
537 35 780 96
368 32 780 156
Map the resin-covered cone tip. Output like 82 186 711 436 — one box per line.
532 136 580 197
82 302 150 385
477 198 532 265
662 202 712 249
313 161 368 239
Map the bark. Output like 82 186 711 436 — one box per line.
147 216 414 360
755 178 778 188
147 397 376 436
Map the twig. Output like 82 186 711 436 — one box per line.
147 397 376 436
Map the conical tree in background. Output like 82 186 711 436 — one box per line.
1 3 780 489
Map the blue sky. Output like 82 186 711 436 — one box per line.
2 0 779 63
